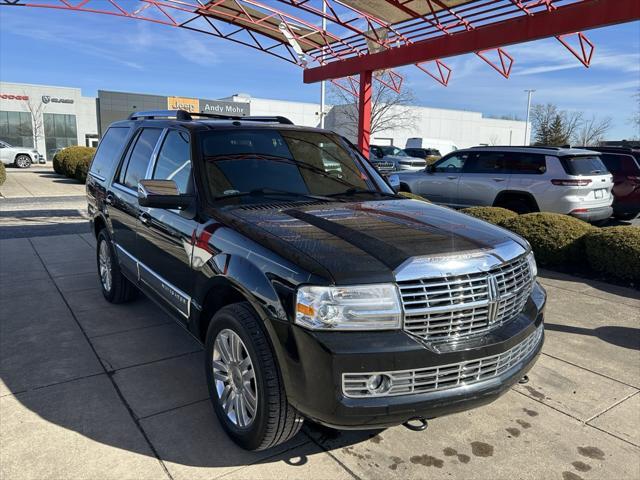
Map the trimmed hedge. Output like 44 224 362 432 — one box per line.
54 146 96 183
0 162 6 186
584 226 640 282
461 206 517 225
500 213 595 267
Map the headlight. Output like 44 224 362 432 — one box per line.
526 251 538 278
295 284 402 330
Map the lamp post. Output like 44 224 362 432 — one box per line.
524 89 535 145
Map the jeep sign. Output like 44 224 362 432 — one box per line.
199 100 250 116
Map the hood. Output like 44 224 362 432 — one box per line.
220 199 526 285
387 155 425 162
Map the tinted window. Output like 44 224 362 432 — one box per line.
404 148 425 158
434 153 468 173
89 127 130 179
380 146 407 157
463 152 509 174
598 153 627 174
120 128 162 189
202 129 375 200
153 130 191 194
510 153 546 174
559 155 608 176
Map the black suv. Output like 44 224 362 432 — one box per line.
87 110 546 451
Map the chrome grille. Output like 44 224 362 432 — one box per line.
399 254 533 341
343 325 543 398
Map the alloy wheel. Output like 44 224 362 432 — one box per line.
212 329 258 428
15 155 30 168
98 240 112 292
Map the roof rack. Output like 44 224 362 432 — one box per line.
469 145 569 151
128 110 294 125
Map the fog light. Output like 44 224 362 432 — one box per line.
366 374 392 395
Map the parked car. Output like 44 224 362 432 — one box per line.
397 146 614 222
0 140 44 168
87 110 545 451
576 146 640 220
406 137 458 156
404 147 442 164
370 145 427 172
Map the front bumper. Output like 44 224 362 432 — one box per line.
569 205 613 222
277 282 546 429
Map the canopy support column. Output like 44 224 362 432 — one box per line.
357 70 372 158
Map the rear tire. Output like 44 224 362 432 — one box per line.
96 230 136 304
14 154 31 169
205 302 304 451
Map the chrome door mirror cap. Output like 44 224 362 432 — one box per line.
138 179 193 209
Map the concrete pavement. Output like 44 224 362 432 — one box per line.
1 233 638 480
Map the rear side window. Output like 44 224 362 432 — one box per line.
153 130 192 194
559 155 608 176
464 152 508 174
510 153 546 174
89 127 130 179
119 128 162 189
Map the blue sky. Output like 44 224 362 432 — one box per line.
0 6 638 138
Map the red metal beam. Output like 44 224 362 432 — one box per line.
357 70 372 157
304 0 640 83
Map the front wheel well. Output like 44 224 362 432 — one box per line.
198 284 248 342
93 215 107 238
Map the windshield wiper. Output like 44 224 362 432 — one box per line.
327 188 398 198
214 188 341 203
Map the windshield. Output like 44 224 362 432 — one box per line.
201 129 391 202
380 146 407 157
559 155 609 176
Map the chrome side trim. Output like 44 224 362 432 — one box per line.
112 182 137 197
114 243 191 319
88 171 106 182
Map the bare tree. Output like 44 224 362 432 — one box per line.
531 103 582 146
21 95 46 152
328 80 418 138
488 134 500 146
573 115 613 146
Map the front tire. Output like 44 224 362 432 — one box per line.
96 230 136 303
205 303 304 451
14 154 31 169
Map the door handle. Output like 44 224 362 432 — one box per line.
447 176 458 180
492 178 506 182
105 194 114 205
139 212 151 226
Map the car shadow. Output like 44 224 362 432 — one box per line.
539 268 640 301
544 323 640 350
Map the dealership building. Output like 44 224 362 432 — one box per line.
1 81 528 161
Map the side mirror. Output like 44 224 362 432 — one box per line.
387 174 400 192
138 179 193 210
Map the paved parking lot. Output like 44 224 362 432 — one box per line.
1 231 638 480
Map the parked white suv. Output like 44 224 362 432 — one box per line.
397 146 614 222
0 140 44 168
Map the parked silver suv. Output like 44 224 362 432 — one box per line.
370 145 427 172
0 140 44 168
397 146 614 222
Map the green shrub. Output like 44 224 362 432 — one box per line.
0 162 6 186
52 152 63 175
500 213 595 267
461 206 517 225
584 226 640 282
398 191 430 202
54 146 95 182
